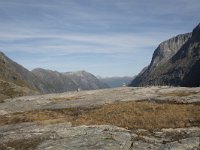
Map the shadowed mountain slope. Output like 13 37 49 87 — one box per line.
130 23 200 87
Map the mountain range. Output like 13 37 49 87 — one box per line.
0 52 108 100
32 68 108 93
130 23 200 87
1 23 199 101
99 76 134 88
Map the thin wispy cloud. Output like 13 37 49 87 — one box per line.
0 0 199 76
0 32 176 56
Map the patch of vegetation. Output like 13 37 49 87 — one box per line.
0 107 96 125
0 101 199 131
0 79 36 101
52 95 84 102
0 80 23 97
161 90 198 97
75 101 200 130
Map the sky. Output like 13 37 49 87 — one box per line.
0 0 199 77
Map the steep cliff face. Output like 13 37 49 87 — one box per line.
32 68 109 93
163 23 200 86
150 33 192 69
130 23 200 87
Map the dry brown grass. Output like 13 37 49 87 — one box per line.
75 102 200 130
0 101 199 131
161 91 199 97
52 95 84 102
0 79 36 101
0 107 93 125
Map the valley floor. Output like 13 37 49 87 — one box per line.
0 86 200 149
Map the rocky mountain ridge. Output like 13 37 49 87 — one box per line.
0 52 108 100
32 68 109 93
130 23 200 87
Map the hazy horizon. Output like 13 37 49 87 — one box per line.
0 0 199 77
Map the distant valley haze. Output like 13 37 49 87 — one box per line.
0 0 199 77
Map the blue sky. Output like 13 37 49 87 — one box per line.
0 0 199 77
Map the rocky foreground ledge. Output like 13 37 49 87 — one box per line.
0 123 199 150
0 87 200 149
